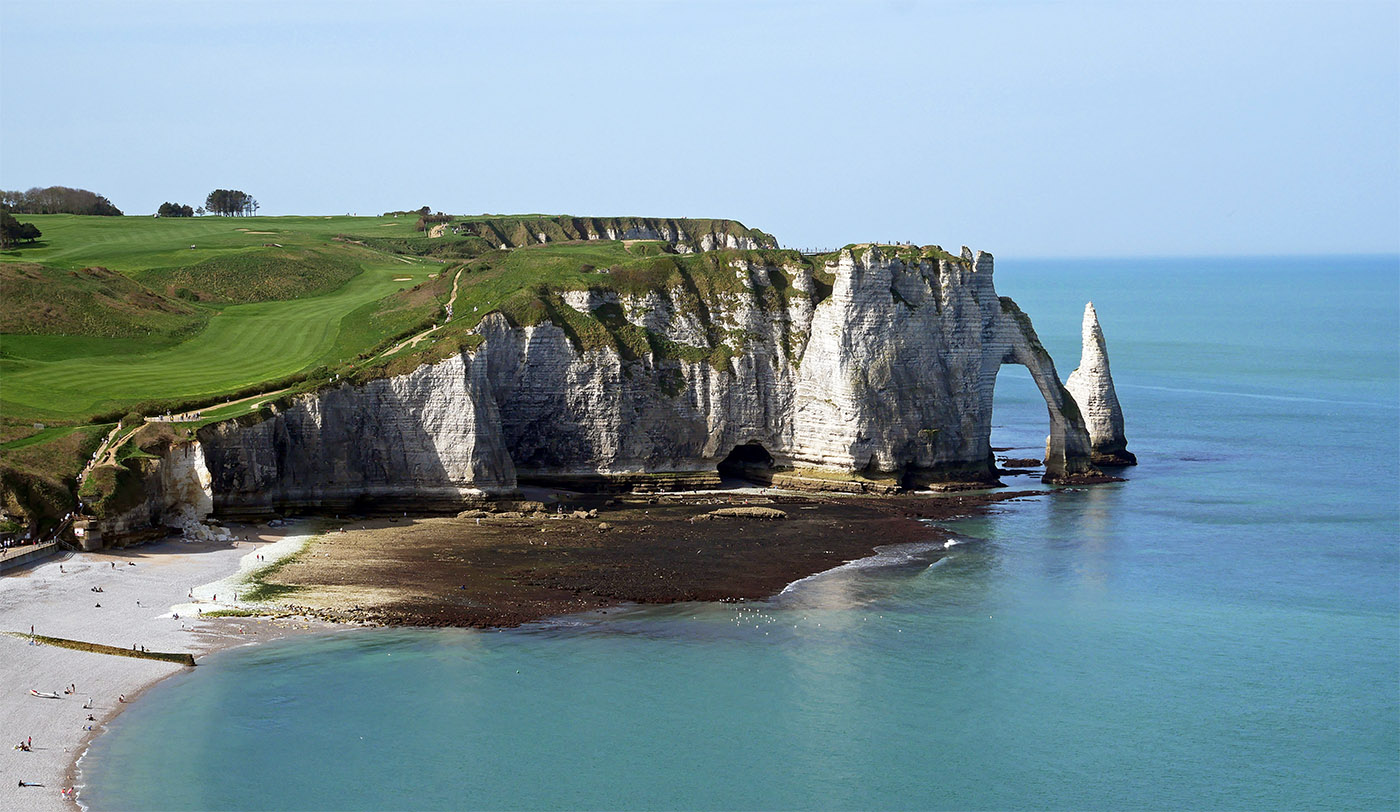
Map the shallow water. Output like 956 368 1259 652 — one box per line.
84 255 1399 810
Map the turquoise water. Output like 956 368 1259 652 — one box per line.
84 256 1399 811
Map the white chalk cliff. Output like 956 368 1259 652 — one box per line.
1064 302 1135 465
189 245 1119 516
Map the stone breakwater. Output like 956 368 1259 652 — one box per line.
102 246 1131 532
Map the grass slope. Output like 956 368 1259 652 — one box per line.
0 214 423 272
1 216 444 421
2 262 433 419
0 263 204 338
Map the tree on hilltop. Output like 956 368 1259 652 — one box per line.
0 186 122 216
204 189 259 216
157 202 195 217
0 210 42 247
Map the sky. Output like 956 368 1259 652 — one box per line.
1 0 1396 257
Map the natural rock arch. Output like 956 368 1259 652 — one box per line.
992 299 1099 483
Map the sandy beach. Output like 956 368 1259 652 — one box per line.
0 524 332 811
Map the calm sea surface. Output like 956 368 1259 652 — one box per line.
84 256 1399 810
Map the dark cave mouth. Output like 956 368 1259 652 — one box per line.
717 442 775 484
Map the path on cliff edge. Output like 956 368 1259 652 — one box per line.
142 387 295 427
377 265 467 359
77 422 125 489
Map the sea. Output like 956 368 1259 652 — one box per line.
82 255 1399 811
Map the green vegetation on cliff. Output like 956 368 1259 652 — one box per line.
0 212 963 526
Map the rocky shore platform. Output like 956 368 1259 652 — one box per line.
254 488 1039 628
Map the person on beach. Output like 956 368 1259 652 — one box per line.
118 694 126 703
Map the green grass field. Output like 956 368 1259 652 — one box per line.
0 212 834 525
0 214 424 271
1 215 444 421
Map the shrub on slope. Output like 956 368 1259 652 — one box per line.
0 424 109 530
0 263 205 338
138 247 363 304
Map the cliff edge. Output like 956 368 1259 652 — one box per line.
187 245 1115 519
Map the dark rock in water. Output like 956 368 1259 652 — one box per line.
1091 451 1139 467
1046 471 1126 485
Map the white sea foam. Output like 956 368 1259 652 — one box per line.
777 536 973 598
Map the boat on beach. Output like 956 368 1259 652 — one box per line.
29 689 60 699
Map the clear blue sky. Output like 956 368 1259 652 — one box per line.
1 0 1396 256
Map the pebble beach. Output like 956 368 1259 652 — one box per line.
0 526 330 811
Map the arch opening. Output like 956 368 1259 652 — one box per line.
717 442 775 485
990 363 1049 476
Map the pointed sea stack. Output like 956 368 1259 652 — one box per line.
1064 302 1136 466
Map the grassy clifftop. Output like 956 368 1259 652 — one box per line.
0 212 959 527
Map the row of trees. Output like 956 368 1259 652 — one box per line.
0 211 42 246
157 202 195 217
0 186 122 216
204 189 258 216
0 187 265 220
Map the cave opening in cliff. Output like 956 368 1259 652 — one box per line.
717 442 775 485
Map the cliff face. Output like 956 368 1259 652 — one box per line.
198 246 1112 515
98 440 229 544
200 357 514 516
452 217 776 253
